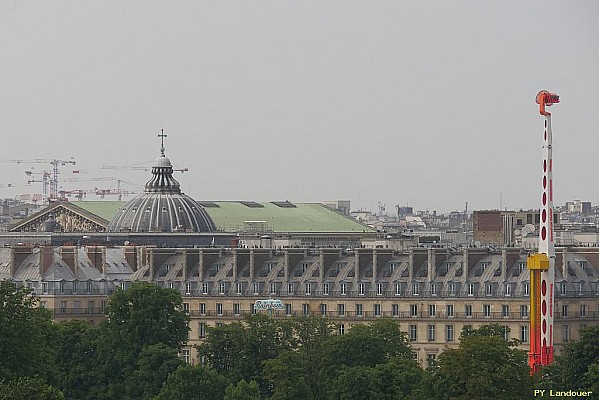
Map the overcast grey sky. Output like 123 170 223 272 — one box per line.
1 1 597 213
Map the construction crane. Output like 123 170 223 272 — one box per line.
25 170 51 202
528 90 560 374
101 164 189 173
0 158 76 201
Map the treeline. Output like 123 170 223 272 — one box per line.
1 280 598 399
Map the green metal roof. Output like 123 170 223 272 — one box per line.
73 200 373 233
74 201 126 221
205 202 373 233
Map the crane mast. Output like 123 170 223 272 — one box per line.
528 90 560 374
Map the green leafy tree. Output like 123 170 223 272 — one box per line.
153 365 228 400
105 282 189 352
375 358 424 400
125 343 183 399
424 324 531 399
539 325 599 396
224 379 261 400
55 320 103 400
327 366 383 400
583 360 599 398
56 283 190 400
0 377 64 400
0 280 58 382
197 321 246 379
263 350 314 400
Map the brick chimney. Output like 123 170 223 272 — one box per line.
39 246 55 277
86 246 106 274
60 246 78 277
124 246 138 271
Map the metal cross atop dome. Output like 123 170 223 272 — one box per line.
158 129 167 155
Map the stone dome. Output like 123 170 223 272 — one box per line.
107 147 215 233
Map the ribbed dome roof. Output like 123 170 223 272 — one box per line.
107 143 215 233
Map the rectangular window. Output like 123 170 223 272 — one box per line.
340 283 347 296
427 353 436 368
520 326 529 343
562 304 568 318
467 283 475 297
285 303 292 316
412 283 420 296
560 282 567 296
101 301 107 312
287 283 294 295
430 283 437 296
524 284 530 296
427 325 436 342
518 262 526 274
202 283 209 295
483 304 491 318
302 303 309 316
216 303 223 316
428 304 436 317
59 301 67 314
502 305 509 317
446 304 454 317
562 325 570 343
338 303 345 317
338 323 345 335
270 282 277 295
359 283 365 296
86 281 92 294
580 304 587 317
42 282 48 294
505 283 512 297
320 303 327 316
374 304 381 317
233 303 240 316
356 303 363 317
73 281 78 294
377 283 383 296
502 326 510 341
60 281 65 294
394 283 401 296
87 301 94 314
392 304 399 317
253 282 260 295
199 322 206 338
185 282 192 295
410 304 418 317
199 303 206 316
236 282 243 295
323 283 330 296
448 283 456 296
465 304 472 317
520 305 528 318
183 303 190 315
182 349 190 364
486 284 493 296
219 282 226 295
305 282 312 296
446 325 454 342
409 325 417 342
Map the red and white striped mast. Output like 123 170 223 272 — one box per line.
528 90 560 373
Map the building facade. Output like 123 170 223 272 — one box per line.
3 244 598 367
